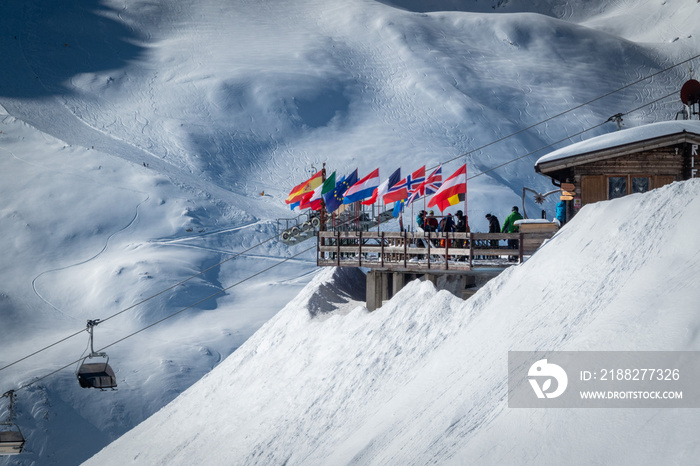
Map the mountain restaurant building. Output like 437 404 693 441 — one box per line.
535 120 700 219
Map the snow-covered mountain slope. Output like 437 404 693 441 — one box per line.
0 106 316 465
1 0 699 463
85 179 700 465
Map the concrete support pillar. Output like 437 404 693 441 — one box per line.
464 275 476 288
381 271 392 303
392 272 405 297
367 269 503 309
366 270 384 311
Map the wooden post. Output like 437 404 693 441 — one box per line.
469 232 474 269
444 233 449 270
380 232 385 267
519 232 524 263
358 231 362 267
403 231 408 268
427 231 431 269
336 231 340 266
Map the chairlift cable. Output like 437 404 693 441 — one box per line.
8 242 318 394
0 230 286 373
466 90 678 179
431 53 700 170
0 329 87 373
95 243 318 355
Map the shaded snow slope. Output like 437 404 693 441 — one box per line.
1 0 700 463
0 106 317 465
86 179 700 465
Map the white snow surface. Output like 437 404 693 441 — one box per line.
514 218 555 224
1 0 699 463
86 179 700 465
535 119 700 166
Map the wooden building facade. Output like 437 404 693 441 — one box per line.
535 121 700 217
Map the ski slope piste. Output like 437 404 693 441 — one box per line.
86 178 700 465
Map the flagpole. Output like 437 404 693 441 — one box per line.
320 163 327 233
464 163 469 232
411 202 415 232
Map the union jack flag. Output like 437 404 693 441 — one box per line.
406 166 442 206
382 166 426 204
423 166 443 196
405 185 422 207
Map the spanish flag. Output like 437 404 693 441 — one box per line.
285 170 323 205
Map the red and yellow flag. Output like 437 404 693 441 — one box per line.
285 171 323 205
428 164 466 212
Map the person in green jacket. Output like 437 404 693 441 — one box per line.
501 206 523 259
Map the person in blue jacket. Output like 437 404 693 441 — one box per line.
556 200 566 225
416 210 426 231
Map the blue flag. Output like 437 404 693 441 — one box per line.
392 199 405 218
324 169 358 213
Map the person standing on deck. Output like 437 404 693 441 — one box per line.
485 213 500 256
501 206 523 259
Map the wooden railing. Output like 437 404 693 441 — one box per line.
316 231 555 270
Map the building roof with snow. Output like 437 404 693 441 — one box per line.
535 120 700 172
534 119 700 218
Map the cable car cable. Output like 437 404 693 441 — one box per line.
0 229 286 373
94 243 319 356
9 242 317 393
435 53 700 169
0 329 87 373
465 89 679 179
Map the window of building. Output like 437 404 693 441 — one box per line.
608 177 626 199
632 177 650 194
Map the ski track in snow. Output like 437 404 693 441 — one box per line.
31 194 150 320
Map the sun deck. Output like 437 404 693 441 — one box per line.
317 230 556 271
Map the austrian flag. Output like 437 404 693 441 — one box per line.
428 164 467 212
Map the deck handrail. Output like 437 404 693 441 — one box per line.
316 231 555 271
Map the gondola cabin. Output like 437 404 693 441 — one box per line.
0 430 25 455
77 319 118 390
535 120 700 220
77 359 117 390
0 391 25 455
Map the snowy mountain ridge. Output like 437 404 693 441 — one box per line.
1 0 699 463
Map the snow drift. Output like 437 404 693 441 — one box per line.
86 179 700 465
